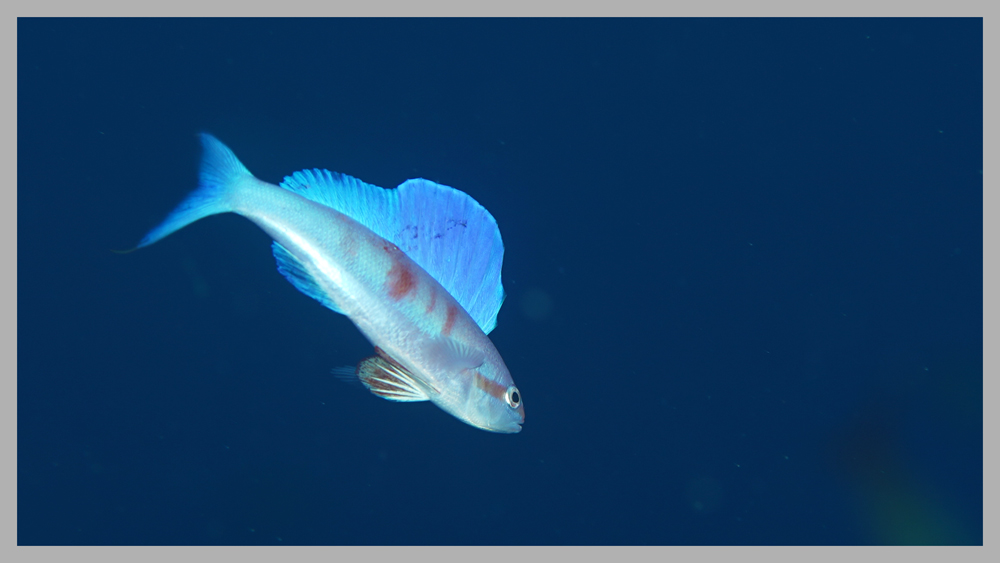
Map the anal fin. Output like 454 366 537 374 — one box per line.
272 241 344 314
356 351 432 402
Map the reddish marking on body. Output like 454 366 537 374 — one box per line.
383 245 416 300
425 287 437 314
442 303 458 336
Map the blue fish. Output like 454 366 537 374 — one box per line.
138 135 523 433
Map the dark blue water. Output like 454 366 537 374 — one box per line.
18 18 982 545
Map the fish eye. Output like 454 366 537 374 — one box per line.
505 386 521 409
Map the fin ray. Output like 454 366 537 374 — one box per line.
356 354 431 402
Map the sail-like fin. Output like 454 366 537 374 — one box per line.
279 168 402 249
394 179 506 334
279 172 506 334
355 353 431 402
271 241 344 314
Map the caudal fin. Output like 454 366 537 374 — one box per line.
137 133 253 248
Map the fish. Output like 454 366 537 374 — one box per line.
136 134 523 433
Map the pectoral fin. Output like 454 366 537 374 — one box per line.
356 351 432 402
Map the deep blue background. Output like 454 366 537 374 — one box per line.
18 18 982 545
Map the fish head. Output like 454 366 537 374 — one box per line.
452 358 524 434
422 336 523 433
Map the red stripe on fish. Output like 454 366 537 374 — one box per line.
383 244 416 300
473 370 507 402
425 287 437 314
442 303 458 336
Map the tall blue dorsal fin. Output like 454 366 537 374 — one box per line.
279 171 505 334
393 179 505 334
280 169 402 244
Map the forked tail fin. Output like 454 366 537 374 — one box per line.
138 133 252 248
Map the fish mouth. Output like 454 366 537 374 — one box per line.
473 413 522 434
487 420 522 434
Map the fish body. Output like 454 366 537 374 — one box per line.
138 134 523 433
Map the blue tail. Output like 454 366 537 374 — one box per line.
138 133 252 248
